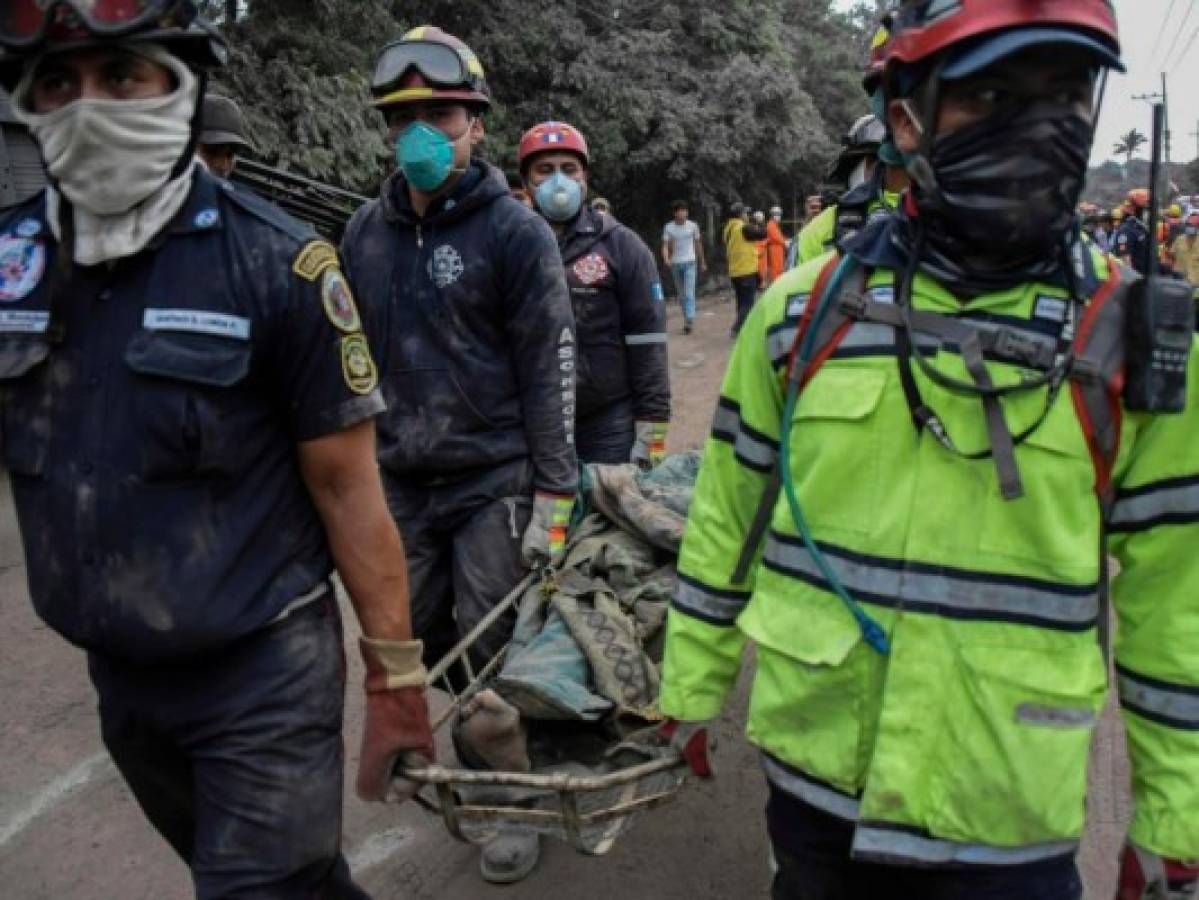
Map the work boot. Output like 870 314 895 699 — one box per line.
479 828 541 884
683 320 693 335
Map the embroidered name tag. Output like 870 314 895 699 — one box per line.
143 308 251 340
0 310 49 333
1034 296 1068 323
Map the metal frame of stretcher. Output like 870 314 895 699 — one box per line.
398 571 689 856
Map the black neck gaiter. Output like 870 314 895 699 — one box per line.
906 100 1093 295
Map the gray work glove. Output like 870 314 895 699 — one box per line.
630 421 669 469
519 492 574 568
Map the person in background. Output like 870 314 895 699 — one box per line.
764 205 787 286
662 200 705 334
519 120 670 467
1171 211 1199 289
196 93 253 179
723 202 767 336
802 194 823 226
591 196 611 214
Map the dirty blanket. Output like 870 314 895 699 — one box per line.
492 452 700 722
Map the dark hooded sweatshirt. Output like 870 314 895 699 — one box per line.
341 160 578 495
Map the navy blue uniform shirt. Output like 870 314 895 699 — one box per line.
0 169 384 663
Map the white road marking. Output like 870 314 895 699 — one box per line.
0 752 113 849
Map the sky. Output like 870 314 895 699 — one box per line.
832 0 1199 166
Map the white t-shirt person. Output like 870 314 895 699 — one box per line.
663 218 701 265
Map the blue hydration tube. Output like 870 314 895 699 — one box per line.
778 255 890 655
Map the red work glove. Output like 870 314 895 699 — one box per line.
1117 843 1199 899
357 636 435 802
658 718 715 778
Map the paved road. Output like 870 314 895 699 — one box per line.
0 290 1128 898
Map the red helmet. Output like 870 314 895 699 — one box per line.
0 0 225 89
517 121 589 174
887 0 1122 84
370 26 490 110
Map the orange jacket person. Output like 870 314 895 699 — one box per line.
765 205 787 285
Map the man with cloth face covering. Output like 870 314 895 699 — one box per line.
0 1 434 897
518 120 671 467
658 2 1199 898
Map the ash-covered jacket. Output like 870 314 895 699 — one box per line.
341 161 578 495
559 206 670 424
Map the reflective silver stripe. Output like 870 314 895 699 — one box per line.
711 402 778 471
768 324 799 367
761 754 861 821
852 825 1077 867
763 533 1098 629
624 332 668 346
837 322 894 350
1110 480 1199 529
268 579 331 624
1117 668 1199 729
673 577 749 625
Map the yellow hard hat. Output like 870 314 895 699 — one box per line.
1169 203 1182 217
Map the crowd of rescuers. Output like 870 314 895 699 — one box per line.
1 2 1198 900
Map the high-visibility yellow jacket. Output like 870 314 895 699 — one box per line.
660 247 1199 866
724 217 760 279
796 190 902 266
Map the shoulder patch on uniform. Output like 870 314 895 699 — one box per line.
220 182 316 244
341 333 378 395
0 237 46 302
294 240 340 282
321 268 362 333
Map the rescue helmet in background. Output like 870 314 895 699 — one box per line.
199 94 253 150
884 0 1123 98
1168 203 1183 218
0 0 226 89
370 26 490 111
517 121 589 175
845 114 886 154
1125 188 1150 211
1112 207 1125 221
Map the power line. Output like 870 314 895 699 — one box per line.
1167 20 1199 74
1149 0 1178 67
1158 2 1197 72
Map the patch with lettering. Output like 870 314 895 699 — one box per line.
292 240 339 282
0 310 49 332
143 308 251 340
321 268 362 333
341 333 378 395
571 252 610 286
0 237 45 302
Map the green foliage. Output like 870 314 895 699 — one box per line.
208 0 873 238
1112 128 1148 167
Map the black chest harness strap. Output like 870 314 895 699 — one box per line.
731 253 1134 585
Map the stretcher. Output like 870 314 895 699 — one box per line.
399 571 690 856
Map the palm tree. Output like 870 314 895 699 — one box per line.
1113 128 1148 167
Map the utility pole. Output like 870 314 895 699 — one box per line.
1134 87 1167 197
1190 120 1199 161
1162 72 1171 171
